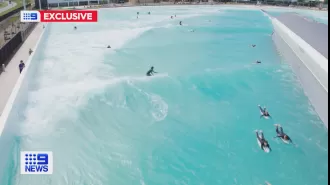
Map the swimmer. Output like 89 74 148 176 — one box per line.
146 66 157 76
256 61 261 64
107 45 111 48
171 16 173 19
179 21 182 26
258 105 271 118
274 124 293 143
256 130 271 151
74 26 77 30
148 12 151 15
252 44 256 47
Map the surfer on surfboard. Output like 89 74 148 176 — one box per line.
256 130 271 152
146 66 158 76
274 124 293 144
258 105 271 119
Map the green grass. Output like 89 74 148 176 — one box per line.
0 2 7 8
0 0 33 17
8 15 19 23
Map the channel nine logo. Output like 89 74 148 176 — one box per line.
20 10 98 22
20 151 53 174
21 11 40 22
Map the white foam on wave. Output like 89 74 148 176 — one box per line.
21 6 222 136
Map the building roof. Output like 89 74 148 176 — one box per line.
275 12 328 59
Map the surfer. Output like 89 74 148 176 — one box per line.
258 105 271 118
274 124 293 143
146 66 157 76
256 130 271 152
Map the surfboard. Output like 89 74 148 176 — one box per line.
260 111 270 119
280 137 290 144
257 137 270 153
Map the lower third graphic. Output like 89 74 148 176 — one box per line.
20 151 53 174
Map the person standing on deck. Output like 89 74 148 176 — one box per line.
19 60 25 74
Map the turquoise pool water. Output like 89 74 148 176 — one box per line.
1 6 328 185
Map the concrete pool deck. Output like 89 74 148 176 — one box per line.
276 13 328 59
268 11 328 127
0 23 44 133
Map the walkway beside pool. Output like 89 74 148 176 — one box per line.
0 23 43 117
276 12 328 59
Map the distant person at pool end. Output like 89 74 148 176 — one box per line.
146 66 157 76
74 26 77 30
107 45 111 48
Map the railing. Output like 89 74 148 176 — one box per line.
0 32 22 73
0 23 37 75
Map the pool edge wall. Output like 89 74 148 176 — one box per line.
271 18 328 128
0 23 49 181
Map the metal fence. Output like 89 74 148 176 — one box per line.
0 23 37 75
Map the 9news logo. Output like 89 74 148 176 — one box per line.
20 151 53 174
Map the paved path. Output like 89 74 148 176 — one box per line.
0 1 17 14
276 12 328 59
0 23 44 115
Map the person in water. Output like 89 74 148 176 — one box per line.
179 21 182 26
74 26 77 30
107 45 111 48
258 105 271 118
252 44 256 47
146 66 157 76
274 124 293 143
256 130 271 151
256 61 261 64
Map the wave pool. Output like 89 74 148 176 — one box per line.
0 6 328 185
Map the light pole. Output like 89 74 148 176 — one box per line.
23 0 26 9
39 0 42 10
